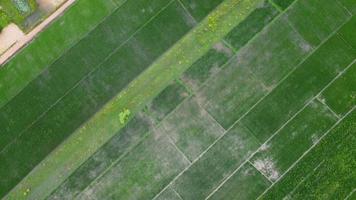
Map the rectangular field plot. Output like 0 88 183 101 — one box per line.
76 131 190 200
146 80 190 123
224 1 278 51
171 122 260 200
249 100 337 182
235 16 311 88
47 113 152 199
260 109 356 200
285 0 350 47
209 163 271 200
158 96 225 161
198 55 268 129
182 42 233 91
0 1 197 197
319 63 356 116
0 0 117 108
179 0 224 21
242 21 356 142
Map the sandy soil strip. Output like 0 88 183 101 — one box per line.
0 24 25 54
0 0 76 65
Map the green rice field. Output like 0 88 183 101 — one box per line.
0 0 355 199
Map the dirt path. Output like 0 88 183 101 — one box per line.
0 0 76 65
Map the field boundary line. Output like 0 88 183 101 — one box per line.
206 58 356 199
67 92 196 198
247 160 274 184
176 0 198 25
256 106 355 199
0 0 130 110
166 133 193 164
267 0 283 12
196 101 227 132
0 0 175 155
335 0 353 16
172 188 184 200
221 39 238 53
205 96 316 199
344 188 356 200
282 160 325 198
316 96 340 119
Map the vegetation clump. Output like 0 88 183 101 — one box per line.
119 108 131 124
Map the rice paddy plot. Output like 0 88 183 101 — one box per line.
76 130 190 200
260 108 356 199
170 122 261 200
197 56 268 129
182 42 233 91
319 63 356 116
0 0 118 108
47 113 153 199
209 163 271 200
284 0 350 47
145 80 190 123
158 96 225 161
224 0 279 51
242 18 356 142
249 99 337 182
179 0 225 21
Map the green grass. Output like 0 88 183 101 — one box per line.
4 0 262 199
0 0 118 108
260 108 356 199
